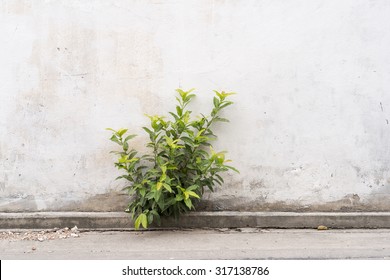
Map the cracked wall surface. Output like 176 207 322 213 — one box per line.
1 0 390 212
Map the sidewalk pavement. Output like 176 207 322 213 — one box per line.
1 228 390 260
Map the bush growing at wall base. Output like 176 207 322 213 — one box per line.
107 89 238 229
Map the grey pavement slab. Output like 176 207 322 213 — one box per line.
1 229 390 260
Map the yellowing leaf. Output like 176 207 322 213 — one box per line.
186 190 200 199
135 213 148 229
117 128 128 137
118 155 128 163
140 213 148 229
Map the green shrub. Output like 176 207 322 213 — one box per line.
107 89 238 229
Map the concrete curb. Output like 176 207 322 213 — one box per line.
1 212 390 229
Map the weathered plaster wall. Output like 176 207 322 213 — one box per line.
1 0 390 212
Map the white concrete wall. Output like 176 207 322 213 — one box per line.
1 0 390 212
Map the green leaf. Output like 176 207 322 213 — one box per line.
145 191 155 200
175 96 183 106
154 189 162 201
223 91 237 97
169 112 179 121
176 88 186 98
128 150 138 159
165 136 173 147
215 117 230 123
110 135 121 145
147 212 154 225
213 96 219 107
176 106 183 117
215 174 224 183
214 90 236 101
115 175 126 181
219 101 234 110
117 128 128 137
123 141 129 151
152 211 161 225
196 129 205 139
182 136 195 147
187 185 199 191
163 183 173 193
225 165 240 173
186 94 196 102
195 149 209 157
143 127 154 136
124 134 137 142
213 90 222 98
214 178 223 186
184 198 193 209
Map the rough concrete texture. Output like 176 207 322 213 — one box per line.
1 229 390 259
1 212 390 229
1 0 390 212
